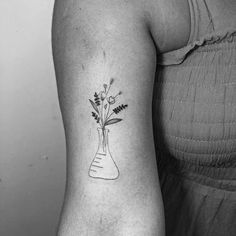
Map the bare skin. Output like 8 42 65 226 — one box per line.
52 0 190 235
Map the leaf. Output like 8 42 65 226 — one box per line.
94 92 101 106
105 118 122 126
89 99 99 114
113 104 128 114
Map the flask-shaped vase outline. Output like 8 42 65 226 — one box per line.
88 128 120 180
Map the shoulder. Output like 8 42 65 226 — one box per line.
53 0 191 53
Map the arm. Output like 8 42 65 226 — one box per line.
52 0 165 235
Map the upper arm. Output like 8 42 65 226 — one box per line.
52 1 165 235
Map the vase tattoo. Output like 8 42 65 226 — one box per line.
88 78 128 180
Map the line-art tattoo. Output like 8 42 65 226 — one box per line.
88 78 128 180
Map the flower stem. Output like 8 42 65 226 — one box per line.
106 111 115 122
105 103 110 122
102 126 106 152
106 85 111 96
101 100 104 128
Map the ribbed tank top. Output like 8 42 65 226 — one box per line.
153 0 236 166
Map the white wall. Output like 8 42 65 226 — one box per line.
0 1 66 235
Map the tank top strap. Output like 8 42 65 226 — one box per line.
157 0 216 65
187 0 215 43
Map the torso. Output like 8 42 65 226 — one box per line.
151 2 236 235
151 0 236 165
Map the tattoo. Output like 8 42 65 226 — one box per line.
88 78 128 180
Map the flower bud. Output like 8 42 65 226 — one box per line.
110 78 114 85
108 96 116 104
100 91 106 100
103 84 107 91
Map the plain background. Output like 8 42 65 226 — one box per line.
0 1 66 235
